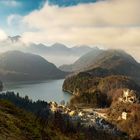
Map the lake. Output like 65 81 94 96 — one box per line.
3 79 72 104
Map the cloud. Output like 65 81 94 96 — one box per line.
7 14 22 26
22 0 140 28
2 0 140 65
21 27 140 47
0 0 139 65
12 0 140 52
0 0 21 7
7 14 30 35
0 28 7 40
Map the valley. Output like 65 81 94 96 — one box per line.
0 46 140 139
61 49 140 139
0 1 139 139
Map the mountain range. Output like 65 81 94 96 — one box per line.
62 49 140 108
61 49 140 84
0 36 93 66
62 49 140 139
59 47 103 72
0 51 67 81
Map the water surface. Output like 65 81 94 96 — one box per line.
3 79 71 103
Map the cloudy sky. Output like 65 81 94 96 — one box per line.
0 0 140 60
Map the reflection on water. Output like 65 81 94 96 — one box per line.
3 79 71 104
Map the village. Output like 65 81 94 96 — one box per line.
49 89 138 137
49 101 125 135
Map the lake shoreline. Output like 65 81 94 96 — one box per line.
1 79 72 103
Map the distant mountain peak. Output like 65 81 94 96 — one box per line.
51 43 67 48
37 43 47 47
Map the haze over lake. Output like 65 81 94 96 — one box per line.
3 79 71 103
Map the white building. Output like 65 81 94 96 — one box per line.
122 89 137 103
122 112 127 120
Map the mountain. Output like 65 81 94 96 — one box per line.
0 36 94 66
0 92 125 140
59 47 103 72
23 42 93 58
83 50 140 83
61 49 140 83
71 45 93 54
62 49 140 106
0 51 66 81
0 96 81 140
83 49 138 69
23 42 93 57
62 50 140 140
27 43 71 55
0 98 51 140
63 74 140 107
51 43 71 53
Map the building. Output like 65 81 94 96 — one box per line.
122 112 127 120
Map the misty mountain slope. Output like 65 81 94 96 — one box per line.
0 36 93 66
60 49 140 75
63 48 140 88
88 49 137 67
62 50 140 108
71 45 92 54
27 43 71 55
59 47 103 72
85 50 140 78
0 51 66 81
25 42 93 57
62 50 140 139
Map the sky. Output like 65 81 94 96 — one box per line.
0 0 140 59
0 0 97 35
